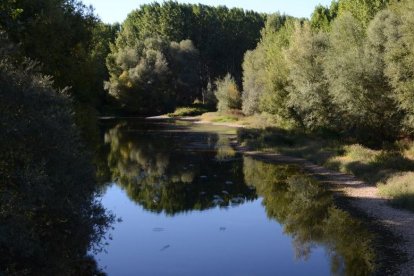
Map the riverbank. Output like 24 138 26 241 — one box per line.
152 113 414 274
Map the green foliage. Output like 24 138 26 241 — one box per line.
324 13 365 120
324 13 400 141
89 22 120 107
241 48 266 115
380 1 414 132
168 105 209 117
258 16 296 118
338 0 389 27
116 1 265 87
237 0 414 144
0 0 23 29
285 22 334 130
214 74 241 112
105 37 200 114
0 0 105 106
168 39 201 104
310 2 339 31
241 14 298 121
0 37 112 274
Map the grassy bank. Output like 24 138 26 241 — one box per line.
167 104 210 118
199 112 414 212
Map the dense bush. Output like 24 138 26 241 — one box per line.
214 74 241 113
285 22 334 130
0 36 111 274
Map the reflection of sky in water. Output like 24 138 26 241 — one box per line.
96 184 330 276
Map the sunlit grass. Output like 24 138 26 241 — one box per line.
168 106 209 117
378 173 414 212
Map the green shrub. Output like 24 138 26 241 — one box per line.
168 106 209 117
214 74 241 112
0 38 112 274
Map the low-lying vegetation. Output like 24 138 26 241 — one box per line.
200 111 242 123
379 173 414 211
167 105 209 118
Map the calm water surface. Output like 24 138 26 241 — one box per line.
94 119 376 275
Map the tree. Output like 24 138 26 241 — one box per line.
285 22 335 130
105 37 200 114
310 2 339 31
257 15 297 120
168 39 201 105
114 2 264 90
338 0 389 27
0 34 112 274
0 0 23 30
324 13 399 141
0 0 102 105
241 14 290 117
381 0 414 132
241 13 301 126
242 47 266 115
105 37 174 114
202 80 217 107
88 22 120 107
214 74 241 112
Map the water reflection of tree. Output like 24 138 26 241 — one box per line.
215 134 236 161
104 123 256 215
243 157 375 275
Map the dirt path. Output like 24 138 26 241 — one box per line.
236 146 414 275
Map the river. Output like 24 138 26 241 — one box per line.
92 119 378 275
